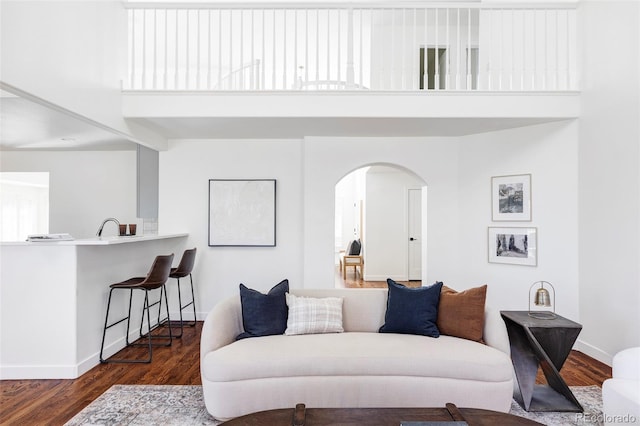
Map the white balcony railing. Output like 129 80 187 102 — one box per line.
124 2 577 92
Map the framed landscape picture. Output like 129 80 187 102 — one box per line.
491 174 531 221
208 179 276 247
488 227 537 266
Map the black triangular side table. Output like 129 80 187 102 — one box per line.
501 311 584 412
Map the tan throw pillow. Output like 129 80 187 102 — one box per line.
436 284 487 342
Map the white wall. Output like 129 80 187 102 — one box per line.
158 139 304 314
458 120 580 321
0 1 165 149
577 0 640 363
303 137 461 289
365 166 424 281
0 151 138 239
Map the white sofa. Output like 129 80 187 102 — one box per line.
602 347 640 425
200 288 514 421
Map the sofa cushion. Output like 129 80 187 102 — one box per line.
237 279 289 340
437 284 487 342
202 332 513 384
379 279 442 337
285 293 344 335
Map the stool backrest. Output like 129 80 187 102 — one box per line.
173 248 197 277
141 254 174 289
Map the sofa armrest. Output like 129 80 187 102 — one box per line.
483 307 511 356
200 295 244 362
613 347 640 380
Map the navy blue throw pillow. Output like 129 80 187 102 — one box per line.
379 279 443 338
236 279 289 340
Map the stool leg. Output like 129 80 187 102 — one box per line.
101 288 153 364
188 274 197 327
99 288 116 363
139 286 173 342
175 278 185 337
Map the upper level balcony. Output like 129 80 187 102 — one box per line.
121 1 580 133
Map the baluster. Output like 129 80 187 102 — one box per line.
391 8 395 90
164 10 168 90
433 8 440 90
412 9 416 91
207 10 212 90
142 10 146 89
347 8 354 89
566 9 571 90
423 8 428 90
185 10 190 89
272 10 276 90
498 8 503 91
511 8 514 91
304 9 309 88
467 8 471 90
337 8 342 89
445 8 449 90
359 9 363 89
456 8 460 90
401 8 406 90
229 10 233 90
196 10 201 90
218 10 222 90
251 10 255 90
239 10 244 89
294 9 298 89
130 9 135 89
283 10 287 89
316 9 320 86
261 9 265 90
175 9 179 89
543 9 547 90
554 10 560 90
327 10 331 89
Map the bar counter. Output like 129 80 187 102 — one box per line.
0 233 188 379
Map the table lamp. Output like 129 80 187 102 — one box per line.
528 280 556 319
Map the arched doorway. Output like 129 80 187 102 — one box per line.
335 164 427 287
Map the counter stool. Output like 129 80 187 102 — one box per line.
162 248 197 338
99 253 174 364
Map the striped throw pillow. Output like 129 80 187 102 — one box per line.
284 293 344 335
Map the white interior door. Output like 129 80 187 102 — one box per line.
408 189 422 280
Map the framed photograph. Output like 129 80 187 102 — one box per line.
488 227 537 266
208 179 276 247
491 174 531 221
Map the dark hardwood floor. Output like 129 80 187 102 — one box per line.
1 273 613 425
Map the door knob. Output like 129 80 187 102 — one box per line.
410 237 417 241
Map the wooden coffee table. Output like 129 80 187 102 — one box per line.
220 403 543 426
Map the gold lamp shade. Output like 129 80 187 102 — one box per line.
529 281 556 319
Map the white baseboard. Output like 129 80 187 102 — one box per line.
0 364 79 380
363 275 407 282
575 338 613 366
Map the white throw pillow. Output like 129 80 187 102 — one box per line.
285 293 344 335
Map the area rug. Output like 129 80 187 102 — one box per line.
65 385 604 426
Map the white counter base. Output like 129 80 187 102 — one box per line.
0 234 188 379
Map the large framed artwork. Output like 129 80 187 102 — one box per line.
491 174 531 221
488 227 537 266
208 179 276 247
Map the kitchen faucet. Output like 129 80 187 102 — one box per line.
96 218 120 237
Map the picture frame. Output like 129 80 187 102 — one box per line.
488 227 537 266
491 174 531 221
208 179 276 247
